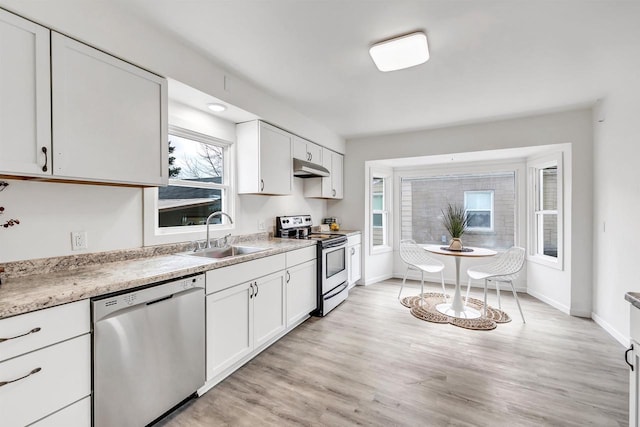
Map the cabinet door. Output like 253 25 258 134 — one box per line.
0 10 51 176
348 244 361 286
259 123 292 195
632 339 640 427
253 271 286 348
51 32 168 186
331 151 344 199
292 136 308 161
286 260 317 326
31 396 91 427
206 283 253 381
307 142 322 164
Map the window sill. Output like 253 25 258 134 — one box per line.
527 253 563 271
370 245 393 255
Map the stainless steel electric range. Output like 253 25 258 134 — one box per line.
276 215 348 316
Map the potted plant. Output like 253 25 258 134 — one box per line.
441 203 468 250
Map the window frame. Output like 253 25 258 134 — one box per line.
527 152 563 270
369 166 393 255
143 125 234 246
464 190 495 232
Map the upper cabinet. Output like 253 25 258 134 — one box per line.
0 8 168 186
51 33 167 186
0 10 52 176
236 120 292 195
304 147 343 199
292 135 322 164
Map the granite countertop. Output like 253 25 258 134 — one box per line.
626 292 640 310
0 238 315 320
334 229 361 237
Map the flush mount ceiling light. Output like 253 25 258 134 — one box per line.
369 31 429 72
207 102 227 112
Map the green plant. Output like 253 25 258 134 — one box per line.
441 203 468 238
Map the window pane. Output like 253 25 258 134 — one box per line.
158 185 222 227
373 213 383 227
373 194 383 210
537 213 558 258
467 211 491 228
169 134 224 180
541 166 557 210
465 192 492 210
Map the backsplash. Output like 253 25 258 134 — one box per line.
0 232 271 281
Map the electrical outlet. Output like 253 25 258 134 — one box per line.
71 231 88 251
258 220 266 230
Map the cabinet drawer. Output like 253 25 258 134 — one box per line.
0 300 90 362
31 396 91 427
286 246 317 267
206 254 285 294
347 233 361 246
0 334 91 427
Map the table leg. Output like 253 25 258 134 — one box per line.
435 256 481 319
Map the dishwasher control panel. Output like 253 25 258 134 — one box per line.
92 274 205 320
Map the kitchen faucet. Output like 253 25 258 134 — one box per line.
205 211 234 249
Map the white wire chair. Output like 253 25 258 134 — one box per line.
465 246 526 322
398 239 447 303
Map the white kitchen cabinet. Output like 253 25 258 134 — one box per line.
253 271 286 348
347 233 362 288
32 396 91 427
51 32 168 186
0 300 91 427
206 282 253 380
0 9 52 177
629 304 640 426
293 135 322 164
236 120 292 195
286 259 317 326
205 254 287 382
304 147 344 199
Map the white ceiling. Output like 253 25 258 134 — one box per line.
114 0 639 139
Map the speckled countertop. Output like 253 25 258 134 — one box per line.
626 292 640 310
0 238 315 320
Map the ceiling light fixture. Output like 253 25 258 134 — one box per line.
369 31 429 72
207 102 227 112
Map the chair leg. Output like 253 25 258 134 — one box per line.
464 277 472 306
440 271 447 303
483 279 488 316
420 271 425 306
509 281 526 323
495 280 502 310
398 266 410 300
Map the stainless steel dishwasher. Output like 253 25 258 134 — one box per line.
92 274 205 427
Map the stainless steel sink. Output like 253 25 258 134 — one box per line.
181 245 267 259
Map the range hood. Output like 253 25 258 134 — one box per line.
293 158 330 178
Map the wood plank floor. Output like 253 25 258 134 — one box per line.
158 279 628 426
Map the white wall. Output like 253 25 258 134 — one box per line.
330 109 593 317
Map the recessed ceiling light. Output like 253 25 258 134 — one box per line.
369 32 429 72
207 103 227 112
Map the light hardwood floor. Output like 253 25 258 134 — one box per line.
158 279 628 426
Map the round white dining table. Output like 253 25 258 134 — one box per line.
423 244 497 319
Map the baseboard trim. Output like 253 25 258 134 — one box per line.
526 289 570 315
362 273 393 286
592 312 628 348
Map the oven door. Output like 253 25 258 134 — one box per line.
321 243 348 294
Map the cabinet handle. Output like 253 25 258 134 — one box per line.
255 282 259 297
249 283 254 299
0 327 41 343
0 367 42 388
286 271 291 283
332 189 336 197
351 248 355 255
626 344 634 371
260 179 264 192
308 152 312 161
41 147 48 172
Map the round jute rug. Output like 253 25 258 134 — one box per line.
400 292 511 330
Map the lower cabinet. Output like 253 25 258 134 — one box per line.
630 339 640 427
206 270 285 382
0 300 91 427
286 259 317 326
32 396 91 427
347 233 362 288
